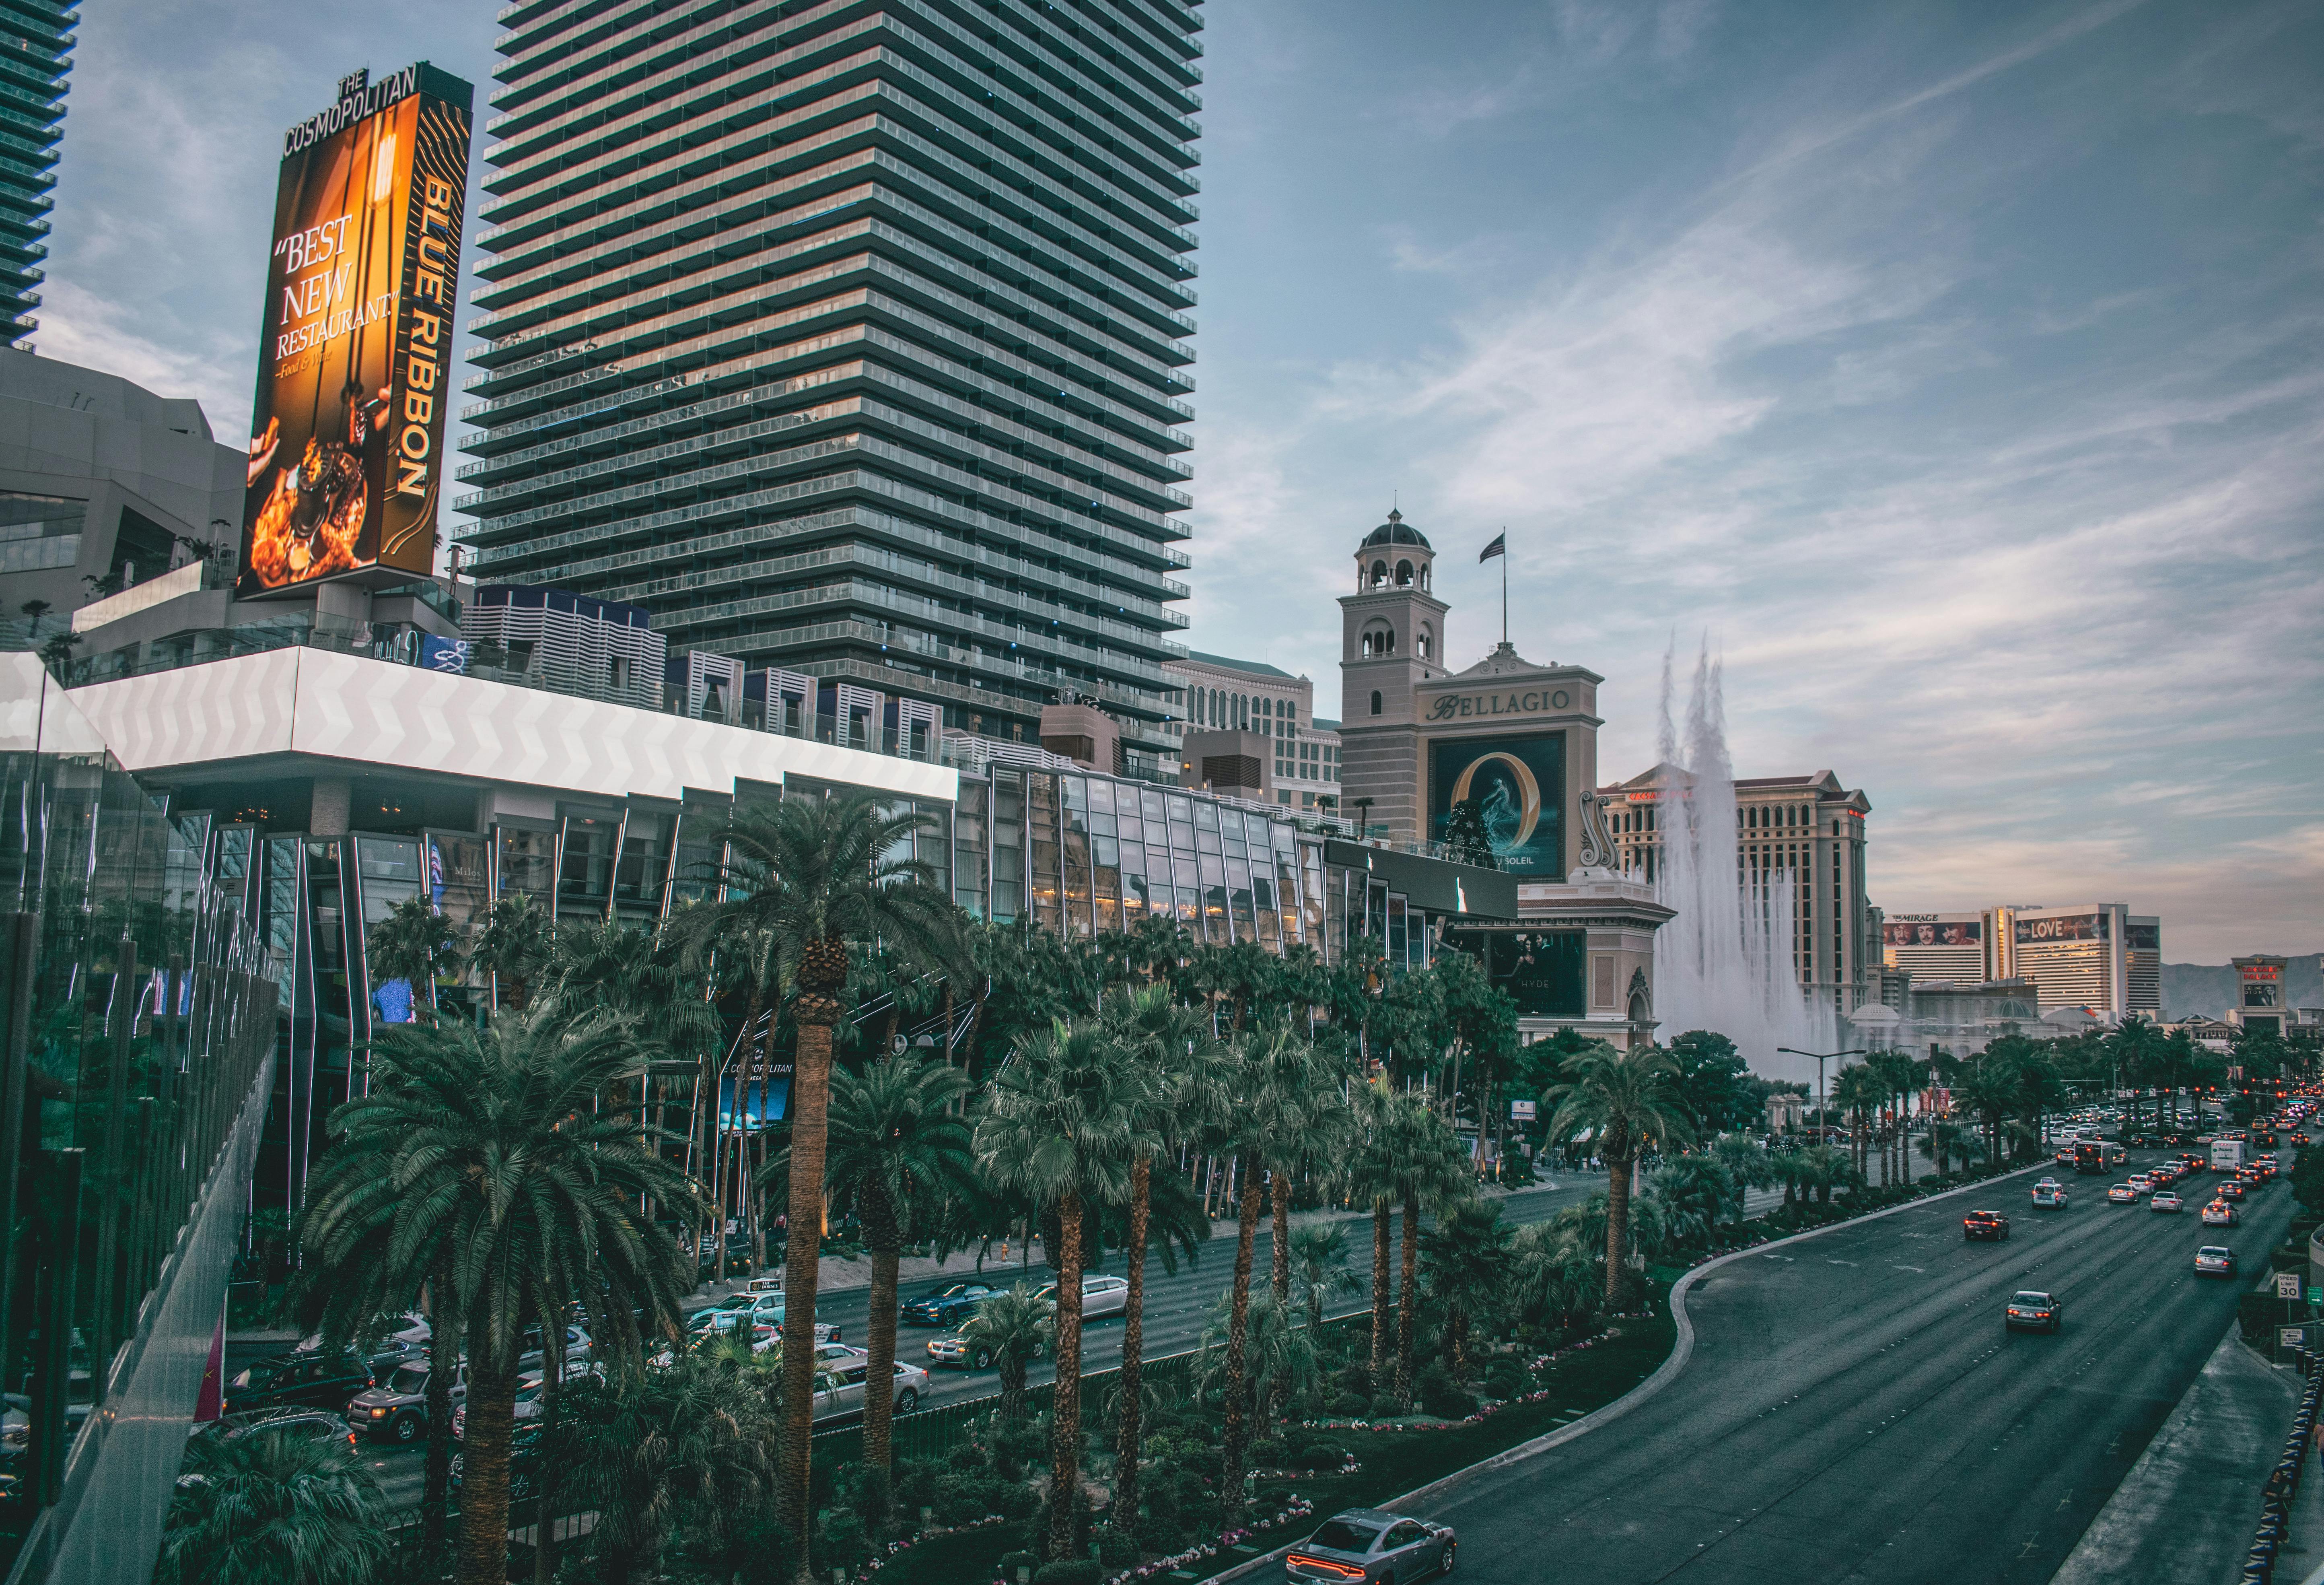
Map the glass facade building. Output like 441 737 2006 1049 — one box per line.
459 0 1202 774
0 658 278 1585
0 0 68 350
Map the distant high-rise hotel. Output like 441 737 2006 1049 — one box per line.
0 1 70 350
459 1 1202 777
1879 902 2161 1020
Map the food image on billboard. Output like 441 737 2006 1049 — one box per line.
1429 733 1565 877
239 64 473 598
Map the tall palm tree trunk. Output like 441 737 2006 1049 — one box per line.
1220 1153 1262 1513
1115 1156 1153 1527
1369 1198 1392 1378
779 996 839 1549
422 1268 461 1555
1270 1171 1291 1307
1047 1188 1088 1561
861 1181 903 1472
456 1360 518 1585
1396 1188 1421 1403
534 1323 566 1585
1604 1141 1634 1309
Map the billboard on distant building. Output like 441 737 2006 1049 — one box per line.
239 64 473 598
2015 911 2109 945
1884 917 1982 949
1429 733 1564 877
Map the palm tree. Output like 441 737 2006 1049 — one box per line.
1870 1049 1925 1185
296 1012 698 1585
1917 1118 1981 1178
366 892 465 1023
1287 1222 1362 1332
1418 1196 1513 1374
1710 1133 1774 1231
1511 1220 1600 1337
1196 1288 1317 1446
1388 1097 1466 1404
1830 1064 1878 1185
1954 1057 2017 1170
1547 1045 1695 1308
158 1424 388 1585
665 790 961 1542
1100 983 1217 1528
1344 1085 1408 1377
470 892 552 1012
976 1017 1152 1560
818 1052 972 1470
552 1357 780 1585
1646 1154 1733 1253
1209 1023 1335 1502
958 1282 1053 1419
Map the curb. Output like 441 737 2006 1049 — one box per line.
1201 1160 2050 1585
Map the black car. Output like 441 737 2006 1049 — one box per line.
900 1283 996 1327
1962 1210 2009 1242
223 1350 375 1417
451 1423 543 1505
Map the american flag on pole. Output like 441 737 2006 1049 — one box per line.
1479 531 1505 563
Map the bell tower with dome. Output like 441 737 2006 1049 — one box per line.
1338 509 1451 837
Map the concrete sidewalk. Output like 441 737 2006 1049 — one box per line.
2052 1330 2319 1585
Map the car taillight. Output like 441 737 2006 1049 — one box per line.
1286 1556 1366 1580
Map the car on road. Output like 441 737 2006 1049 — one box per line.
2106 1183 2139 1204
2004 1291 2063 1333
2295 1132 2312 1147
1963 1210 2010 1242
813 1348 929 1421
926 1329 1042 1371
452 1423 543 1504
2217 1180 2248 1202
1287 1508 1457 1583
451 1362 596 1440
2031 1179 2069 1209
899 1283 996 1327
346 1359 464 1445
689 1293 841 1344
2126 1173 2154 1194
223 1350 377 1418
1033 1273 1131 1320
2195 1246 2239 1278
2200 1200 2239 1227
2150 1191 2183 1213
191 1408 357 1461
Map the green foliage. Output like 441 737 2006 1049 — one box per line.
1033 1561 1105 1585
1441 798 1498 869
1664 1031 1758 1135
2291 1148 2324 1219
158 1426 389 1585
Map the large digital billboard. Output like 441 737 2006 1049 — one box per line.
2014 911 2108 945
1429 732 1564 877
1883 917 1982 948
239 64 473 598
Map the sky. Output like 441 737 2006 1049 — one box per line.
39 1 2324 963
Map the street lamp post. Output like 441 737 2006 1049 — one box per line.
1780 1047 1867 1141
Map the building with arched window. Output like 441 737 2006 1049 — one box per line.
1159 649 1342 811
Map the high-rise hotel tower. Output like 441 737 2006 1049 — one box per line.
458 1 1200 771
0 0 71 350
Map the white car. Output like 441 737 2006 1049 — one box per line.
690 1293 842 1344
808 1345 928 1421
1033 1273 1130 1320
299 1312 431 1356
453 1360 597 1440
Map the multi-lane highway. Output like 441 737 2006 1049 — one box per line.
234 1167 1651 1509
1428 1145 2298 1584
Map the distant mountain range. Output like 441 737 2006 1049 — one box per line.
2161 955 2324 1020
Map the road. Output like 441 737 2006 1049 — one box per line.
229 1167 1661 1509
1427 1146 2297 1585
